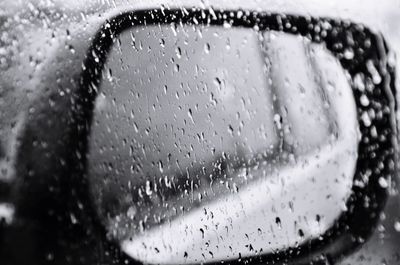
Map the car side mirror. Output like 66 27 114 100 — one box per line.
11 8 398 265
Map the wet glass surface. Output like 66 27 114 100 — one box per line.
0 1 399 265
87 25 358 264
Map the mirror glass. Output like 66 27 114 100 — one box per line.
86 24 359 264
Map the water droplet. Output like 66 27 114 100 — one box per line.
188 108 194 123
204 43 210 54
146 180 153 195
70 213 77 224
361 112 372 127
175 47 182 59
275 217 282 229
159 38 165 48
200 228 205 238
228 125 234 136
378 177 388 189
68 45 75 54
127 206 137 219
394 221 400 232
343 48 354 60
360 94 369 106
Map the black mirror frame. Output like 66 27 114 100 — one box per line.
12 7 397 265
78 8 397 265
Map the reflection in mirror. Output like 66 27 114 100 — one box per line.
86 24 359 264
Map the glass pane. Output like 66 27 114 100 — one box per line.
87 24 359 264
